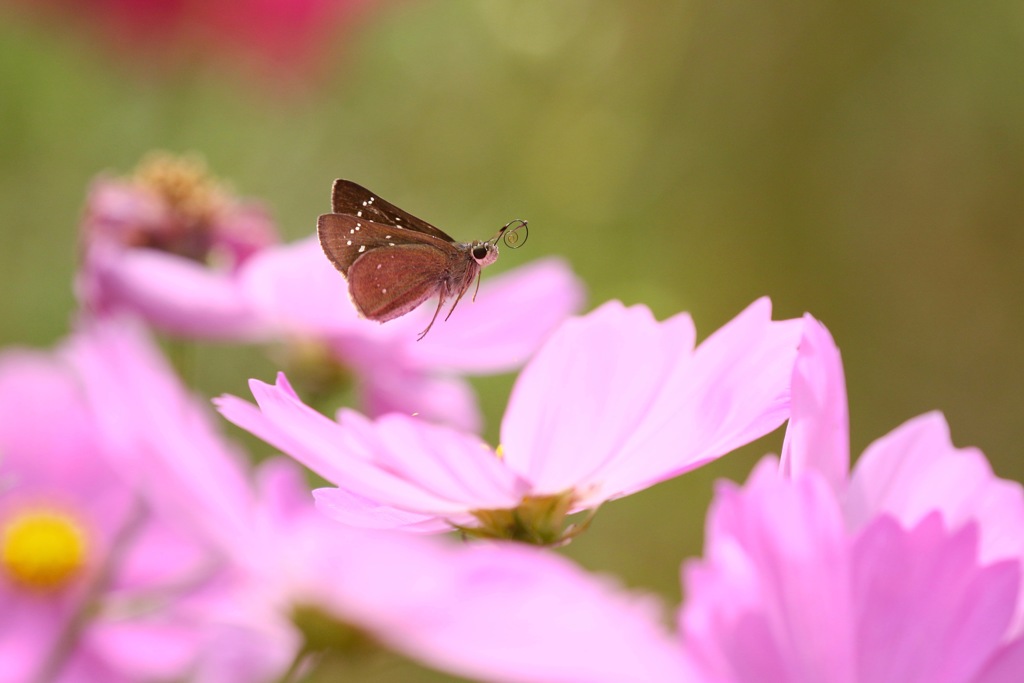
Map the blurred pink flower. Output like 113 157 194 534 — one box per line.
678 316 1024 683
9 0 375 83
783 315 1024 630
286 515 697 683
77 152 279 339
217 298 802 544
682 458 1024 683
0 337 260 682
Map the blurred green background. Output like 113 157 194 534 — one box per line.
2 1 1023 680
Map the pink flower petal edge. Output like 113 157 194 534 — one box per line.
779 313 849 495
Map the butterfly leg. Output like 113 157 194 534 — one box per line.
471 269 483 302
444 271 478 323
418 289 450 340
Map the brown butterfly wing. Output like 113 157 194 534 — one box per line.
330 180 455 242
346 244 451 322
317 213 450 277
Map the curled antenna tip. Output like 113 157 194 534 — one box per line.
494 218 528 249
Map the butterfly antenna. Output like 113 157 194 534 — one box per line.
489 219 528 249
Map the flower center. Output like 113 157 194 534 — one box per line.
1 509 89 591
128 151 232 262
133 151 225 224
463 490 596 546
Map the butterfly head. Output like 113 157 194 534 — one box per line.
470 241 499 267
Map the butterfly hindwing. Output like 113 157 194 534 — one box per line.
346 244 451 322
330 180 454 242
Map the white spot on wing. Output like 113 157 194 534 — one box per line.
346 240 352 246
356 211 362 217
358 245 366 253
388 242 395 246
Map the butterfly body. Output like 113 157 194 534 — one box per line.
317 180 521 339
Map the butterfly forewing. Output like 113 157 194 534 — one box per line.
318 213 449 276
331 180 454 242
346 244 449 322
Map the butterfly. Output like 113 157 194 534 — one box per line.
317 180 528 340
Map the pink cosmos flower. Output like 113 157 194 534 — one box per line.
0 339 254 682
217 297 802 544
678 316 1024 683
77 152 279 340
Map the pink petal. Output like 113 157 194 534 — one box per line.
64 320 257 555
78 245 267 340
500 300 697 496
846 411 1024 634
502 298 800 506
355 365 482 433
680 457 856 683
217 375 525 520
0 347 133 550
238 236 360 336
847 412 1024 566
975 637 1024 683
597 298 802 499
305 531 693 683
353 413 525 508
0 350 104 492
313 487 458 533
852 514 1019 683
406 257 586 374
779 314 849 494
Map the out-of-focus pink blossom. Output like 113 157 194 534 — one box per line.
0 337 258 682
678 316 1024 683
77 152 279 340
682 458 1024 683
289 517 697 683
8 0 376 83
217 298 802 544
783 315 1024 629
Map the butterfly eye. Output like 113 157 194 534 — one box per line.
472 245 490 260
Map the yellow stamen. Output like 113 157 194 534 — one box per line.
133 151 226 222
1 510 89 591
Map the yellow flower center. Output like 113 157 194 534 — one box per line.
1 510 89 591
133 151 226 223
